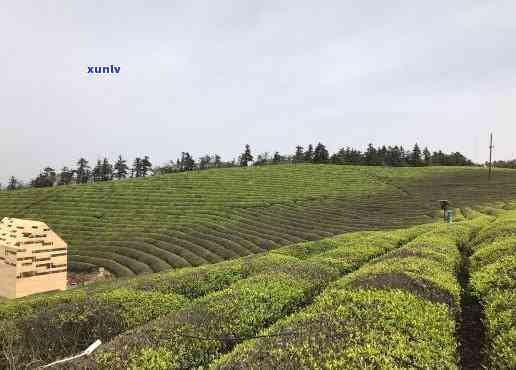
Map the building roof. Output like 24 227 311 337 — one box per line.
0 217 60 249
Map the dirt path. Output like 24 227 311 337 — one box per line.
457 241 484 369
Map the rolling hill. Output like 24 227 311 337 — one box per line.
1 164 516 277
0 204 514 368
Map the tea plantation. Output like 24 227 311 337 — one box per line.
1 164 516 277
0 204 514 369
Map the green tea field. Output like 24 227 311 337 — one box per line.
0 203 514 368
1 164 516 277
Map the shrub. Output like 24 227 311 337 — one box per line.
130 253 317 298
335 257 461 311
212 289 458 369
469 214 516 369
482 290 516 369
470 255 516 297
470 237 516 272
272 239 339 259
72 268 335 369
273 226 423 270
377 232 460 271
309 244 386 274
0 288 187 369
471 217 516 246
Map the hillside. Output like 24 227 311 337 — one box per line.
1 164 516 277
0 204 514 368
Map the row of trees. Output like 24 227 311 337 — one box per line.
2 143 476 191
2 156 152 190
241 143 472 167
329 144 472 167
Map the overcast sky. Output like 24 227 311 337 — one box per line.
1 1 515 184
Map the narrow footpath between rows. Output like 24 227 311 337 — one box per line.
457 240 484 369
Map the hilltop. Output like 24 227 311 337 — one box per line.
1 164 516 277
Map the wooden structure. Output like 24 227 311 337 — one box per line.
0 217 67 298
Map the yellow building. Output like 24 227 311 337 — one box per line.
0 217 67 299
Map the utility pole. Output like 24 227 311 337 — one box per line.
488 133 494 181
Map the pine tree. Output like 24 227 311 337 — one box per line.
313 142 329 163
304 144 314 162
410 144 423 166
32 167 56 187
76 158 90 184
423 147 432 166
7 176 19 191
214 154 222 167
432 150 446 165
364 144 378 165
294 146 304 163
114 155 129 180
273 152 282 163
132 157 142 177
399 146 408 166
240 144 253 167
57 167 74 185
179 152 195 171
101 158 113 181
199 155 211 170
378 146 388 165
92 160 103 182
141 156 152 176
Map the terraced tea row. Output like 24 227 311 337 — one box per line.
2 206 514 368
68 215 492 369
469 211 516 368
2 165 516 277
212 220 489 369
0 222 431 369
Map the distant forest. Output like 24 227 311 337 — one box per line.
2 143 475 191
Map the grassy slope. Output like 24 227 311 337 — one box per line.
0 205 514 368
0 216 444 368
1 164 516 276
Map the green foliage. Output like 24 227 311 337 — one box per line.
274 227 426 275
309 244 387 274
0 289 187 368
333 227 464 311
471 214 516 246
272 238 340 259
130 253 313 298
213 222 468 369
0 289 89 321
470 237 516 272
468 210 516 369
482 290 516 369
77 269 334 369
128 348 176 370
336 257 461 311
0 252 338 369
213 289 458 369
470 255 516 297
1 208 513 369
1 165 514 276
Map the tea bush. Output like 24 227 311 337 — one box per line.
0 288 187 368
0 210 509 368
71 267 337 369
469 211 516 368
333 227 465 311
213 289 458 369
212 221 469 369
2 165 515 276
